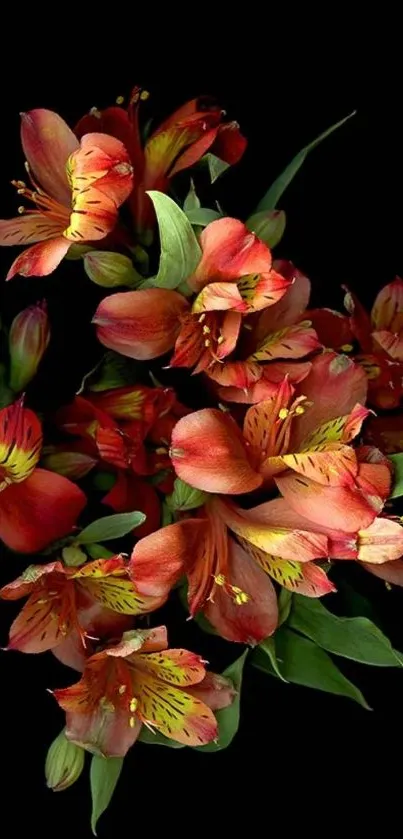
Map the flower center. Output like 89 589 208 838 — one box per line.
12 162 70 227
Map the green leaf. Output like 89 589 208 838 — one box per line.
90 755 123 835
203 152 230 183
258 636 287 681
288 596 403 667
278 588 292 626
389 453 403 498
146 191 201 289
253 627 370 708
184 207 222 227
78 351 140 394
138 727 185 748
183 179 201 212
84 251 142 288
194 650 248 752
246 209 286 248
256 112 356 212
166 477 208 511
76 512 146 544
85 543 115 560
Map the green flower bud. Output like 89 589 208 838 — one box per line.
167 478 208 512
84 251 142 288
45 729 85 792
62 545 87 567
9 301 50 392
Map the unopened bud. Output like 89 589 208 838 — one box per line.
45 729 85 792
9 301 50 392
167 477 207 512
84 251 142 288
62 544 87 567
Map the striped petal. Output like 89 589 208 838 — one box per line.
134 649 206 686
192 282 246 313
372 330 403 362
0 400 42 488
280 445 358 487
250 321 321 362
236 269 290 313
240 539 335 597
0 214 63 246
6 583 72 653
74 557 163 615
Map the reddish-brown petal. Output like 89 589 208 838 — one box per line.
204 539 278 644
170 408 262 494
210 121 247 165
103 472 161 539
251 262 311 338
20 109 79 205
306 308 354 351
362 560 403 586
186 671 236 710
371 277 403 333
190 218 272 291
372 330 403 362
93 289 188 360
0 468 86 553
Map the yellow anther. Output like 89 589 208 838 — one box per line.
204 339 211 347
217 336 225 345
295 405 305 415
340 344 353 352
14 180 26 189
231 586 242 594
115 95 125 105
37 598 48 604
130 697 138 713
155 447 167 455
198 313 206 323
129 716 136 728
214 574 226 586
89 106 101 118
24 161 30 172
202 325 211 334
118 685 127 695
17 206 25 214
278 408 289 420
385 581 392 591
234 592 249 605
140 90 150 101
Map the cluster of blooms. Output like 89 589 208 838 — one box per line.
0 88 402 829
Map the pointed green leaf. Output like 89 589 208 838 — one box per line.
194 651 248 752
183 179 201 212
259 635 287 681
278 588 293 626
389 453 403 498
185 207 222 227
246 209 286 248
138 727 185 748
203 152 230 183
146 191 201 289
76 512 146 544
78 351 140 394
288 596 403 667
253 627 370 708
166 477 208 512
90 755 123 835
256 112 356 212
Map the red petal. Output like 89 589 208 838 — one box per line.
103 472 161 538
93 289 188 360
372 330 403 362
191 218 272 291
0 400 42 485
236 269 290 313
170 408 262 494
6 237 70 280
362 559 403 586
306 308 354 351
130 520 203 597
371 277 403 333
204 539 278 644
210 121 247 165
0 468 86 553
20 109 78 205
252 262 311 337
250 321 321 362
186 672 236 710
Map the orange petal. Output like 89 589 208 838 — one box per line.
0 400 42 487
20 109 78 205
250 321 321 362
68 133 133 207
241 539 335 597
236 269 290 313
0 468 86 553
93 289 188 360
170 408 262 494
6 237 70 280
280 445 358 487
0 214 63 246
134 648 206 686
191 217 272 291
371 276 403 333
251 262 311 338
192 281 246 313
357 517 403 563
130 520 204 597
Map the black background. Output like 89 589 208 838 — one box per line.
0 43 402 837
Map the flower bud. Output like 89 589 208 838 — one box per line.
9 300 50 392
45 729 85 792
167 477 207 511
84 251 142 288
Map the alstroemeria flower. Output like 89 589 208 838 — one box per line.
0 399 86 553
75 88 246 233
0 109 133 279
0 556 162 654
204 262 321 403
53 626 229 755
94 218 290 367
170 353 392 531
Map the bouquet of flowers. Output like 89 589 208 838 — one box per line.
0 88 402 834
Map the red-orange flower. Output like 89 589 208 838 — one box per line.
53 626 231 755
75 88 246 233
0 400 86 553
0 110 133 278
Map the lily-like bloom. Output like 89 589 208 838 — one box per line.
170 353 392 531
204 262 322 402
94 218 290 367
0 556 162 653
0 399 86 552
0 109 133 279
53 625 233 755
75 88 247 233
